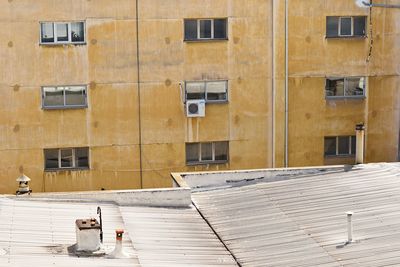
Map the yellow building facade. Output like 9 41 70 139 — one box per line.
0 0 398 193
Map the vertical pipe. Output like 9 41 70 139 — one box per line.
284 0 289 167
347 211 354 242
271 0 275 168
135 0 143 188
355 123 365 164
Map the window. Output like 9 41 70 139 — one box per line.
326 16 366 38
186 141 229 165
185 80 228 102
325 77 365 98
324 136 356 157
44 147 89 170
184 19 227 41
40 22 85 44
42 85 87 109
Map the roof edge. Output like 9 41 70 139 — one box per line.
173 165 358 189
7 187 192 208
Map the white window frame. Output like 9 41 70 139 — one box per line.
59 148 75 168
185 80 228 103
197 19 214 39
326 16 366 38
42 85 88 109
325 77 366 99
44 147 89 170
184 18 227 41
338 17 353 37
325 136 356 157
186 141 229 165
40 21 86 45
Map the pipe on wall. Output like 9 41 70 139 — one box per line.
136 0 143 188
284 0 289 167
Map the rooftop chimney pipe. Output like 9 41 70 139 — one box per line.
108 229 129 259
355 123 365 164
347 211 354 243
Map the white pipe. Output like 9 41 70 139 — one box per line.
347 211 354 242
363 1 400 8
284 0 289 167
108 229 129 258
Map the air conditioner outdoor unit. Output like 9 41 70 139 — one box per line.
186 100 205 117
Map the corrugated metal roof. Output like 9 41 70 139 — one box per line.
191 163 400 267
0 198 140 267
0 197 238 267
121 205 238 267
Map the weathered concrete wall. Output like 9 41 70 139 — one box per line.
287 0 400 166
0 0 274 193
138 0 274 188
0 0 398 193
0 0 141 193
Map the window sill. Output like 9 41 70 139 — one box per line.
44 167 90 172
39 42 87 46
184 38 228 43
324 155 355 158
326 96 365 100
325 35 367 40
186 160 228 166
186 99 229 104
42 105 88 110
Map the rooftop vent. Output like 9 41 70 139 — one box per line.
16 174 31 195
108 229 129 259
347 211 354 243
75 218 102 252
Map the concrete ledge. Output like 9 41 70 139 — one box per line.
171 172 190 188
174 165 358 189
10 188 192 208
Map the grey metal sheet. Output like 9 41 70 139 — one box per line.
192 163 400 267
121 205 238 267
0 198 140 267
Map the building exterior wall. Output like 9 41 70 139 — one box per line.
0 0 398 193
287 0 400 167
0 0 273 193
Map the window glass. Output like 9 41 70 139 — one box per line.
346 77 364 96
186 82 206 100
206 81 227 101
326 79 344 97
44 149 59 169
354 17 366 36
215 142 228 161
75 148 89 168
43 87 64 107
201 143 213 161
214 19 227 39
60 149 73 168
199 20 212 39
186 143 199 163
41 23 54 43
324 137 337 156
338 136 350 155
340 17 352 36
326 17 339 37
65 86 86 106
56 23 69 42
351 136 356 155
184 20 198 40
71 22 85 42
